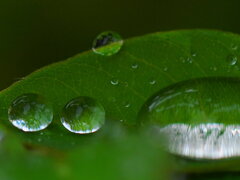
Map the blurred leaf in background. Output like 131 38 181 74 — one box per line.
0 123 170 180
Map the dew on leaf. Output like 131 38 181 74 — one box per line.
163 67 168 72
131 63 139 69
92 31 123 56
191 53 197 57
8 93 53 132
187 57 193 63
227 55 238 66
149 79 156 85
231 44 238 50
138 78 240 159
110 79 119 85
60 97 105 134
124 102 131 108
210 66 217 71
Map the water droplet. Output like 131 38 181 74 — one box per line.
131 63 138 69
8 94 53 132
149 79 156 85
124 102 131 108
231 44 238 50
180 57 185 63
92 31 123 56
163 67 168 72
191 53 197 57
187 57 193 63
138 78 240 159
61 97 105 134
110 79 119 85
227 55 238 66
210 66 217 71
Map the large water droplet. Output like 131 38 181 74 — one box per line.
138 78 240 159
8 94 53 132
92 31 123 56
61 97 105 134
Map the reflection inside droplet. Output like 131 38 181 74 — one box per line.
158 123 240 159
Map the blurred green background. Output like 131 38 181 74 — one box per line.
0 0 239 90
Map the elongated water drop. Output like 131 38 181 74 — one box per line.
138 78 240 159
61 97 105 134
8 94 53 132
92 31 123 56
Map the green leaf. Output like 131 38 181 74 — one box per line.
1 29 240 178
1 29 240 145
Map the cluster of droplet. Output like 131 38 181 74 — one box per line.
6 31 240 161
8 94 105 134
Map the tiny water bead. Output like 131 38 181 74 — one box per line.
110 79 119 86
138 78 240 159
210 66 217 71
131 63 139 69
191 52 197 57
149 79 156 85
61 97 105 134
124 102 131 108
92 31 123 56
163 67 168 72
180 56 193 64
8 94 53 132
231 44 238 50
227 55 238 66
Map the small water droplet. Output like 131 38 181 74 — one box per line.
110 79 119 85
8 94 53 132
210 66 217 71
163 67 168 71
61 97 105 134
227 55 238 66
124 102 131 108
180 57 185 63
92 31 123 56
149 79 156 85
191 53 197 57
131 63 138 69
231 44 238 50
187 57 193 64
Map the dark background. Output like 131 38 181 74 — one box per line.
0 0 239 90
